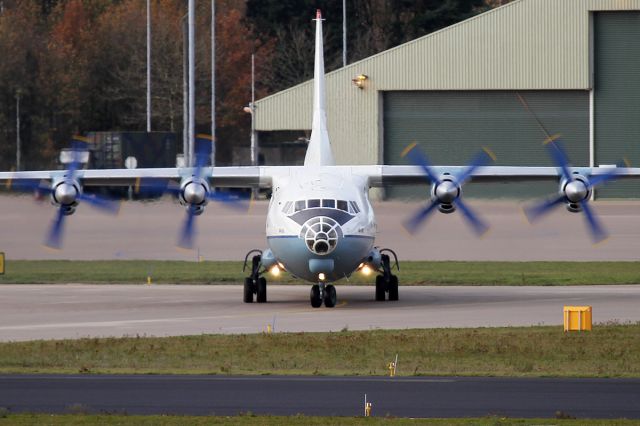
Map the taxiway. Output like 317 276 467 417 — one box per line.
1 284 639 341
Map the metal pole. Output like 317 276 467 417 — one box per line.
188 0 195 167
182 14 188 166
211 0 216 167
16 91 21 171
250 54 256 167
146 0 151 132
342 0 347 67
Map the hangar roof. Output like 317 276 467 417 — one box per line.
255 0 640 164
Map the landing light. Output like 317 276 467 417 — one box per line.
270 265 281 276
318 273 326 281
361 265 372 276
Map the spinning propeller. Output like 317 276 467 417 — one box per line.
138 136 248 249
7 138 120 248
401 142 495 236
523 135 622 243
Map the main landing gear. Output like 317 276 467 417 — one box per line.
242 250 267 303
375 249 400 302
310 282 337 308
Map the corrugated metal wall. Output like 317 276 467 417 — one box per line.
594 12 640 198
383 91 589 199
255 0 640 169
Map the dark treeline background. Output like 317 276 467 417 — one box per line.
0 0 507 169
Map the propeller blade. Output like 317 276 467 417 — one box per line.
402 201 440 234
523 195 566 223
77 193 121 214
580 200 608 243
401 142 440 184
454 198 489 236
455 147 496 184
544 137 573 182
44 207 66 249
589 170 620 188
178 206 198 249
207 191 250 210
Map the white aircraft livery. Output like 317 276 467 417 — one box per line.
2 10 640 307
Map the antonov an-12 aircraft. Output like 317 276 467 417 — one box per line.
2 10 640 307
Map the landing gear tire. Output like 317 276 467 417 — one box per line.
310 284 323 308
243 278 254 303
257 277 267 303
324 284 337 308
388 275 399 301
375 275 386 301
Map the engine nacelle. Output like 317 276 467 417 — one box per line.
560 174 590 213
51 180 80 209
179 178 210 208
431 174 460 214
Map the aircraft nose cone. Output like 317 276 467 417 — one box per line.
565 180 588 203
183 182 206 204
54 183 77 205
435 180 459 204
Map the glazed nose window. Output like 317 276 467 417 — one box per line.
300 216 340 255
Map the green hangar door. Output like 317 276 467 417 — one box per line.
383 91 589 200
594 12 640 198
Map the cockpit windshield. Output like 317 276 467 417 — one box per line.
285 199 360 214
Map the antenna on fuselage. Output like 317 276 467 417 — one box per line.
304 9 336 167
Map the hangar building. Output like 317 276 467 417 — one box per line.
254 0 640 199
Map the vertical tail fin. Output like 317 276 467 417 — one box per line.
304 9 335 167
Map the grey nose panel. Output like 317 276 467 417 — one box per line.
309 258 334 274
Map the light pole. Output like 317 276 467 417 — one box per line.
187 0 195 167
211 0 216 167
243 54 258 197
342 0 347 67
182 13 188 167
146 0 151 132
16 90 21 171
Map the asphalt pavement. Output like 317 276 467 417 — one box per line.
1 284 640 341
1 375 639 418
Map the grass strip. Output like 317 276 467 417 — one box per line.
0 414 637 425
1 324 639 377
0 260 640 285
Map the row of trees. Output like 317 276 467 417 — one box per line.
0 0 503 169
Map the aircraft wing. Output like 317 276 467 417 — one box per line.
353 165 640 187
0 166 270 188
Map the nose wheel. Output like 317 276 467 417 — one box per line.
375 252 399 302
310 283 337 308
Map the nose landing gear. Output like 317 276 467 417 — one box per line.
375 250 399 302
310 282 337 308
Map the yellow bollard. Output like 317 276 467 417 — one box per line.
146 276 152 285
364 394 372 417
266 324 272 334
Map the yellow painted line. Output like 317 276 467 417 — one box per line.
196 134 213 140
543 134 562 145
400 142 418 158
134 177 141 194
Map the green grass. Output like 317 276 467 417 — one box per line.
1 260 640 285
1 324 639 377
0 414 637 425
